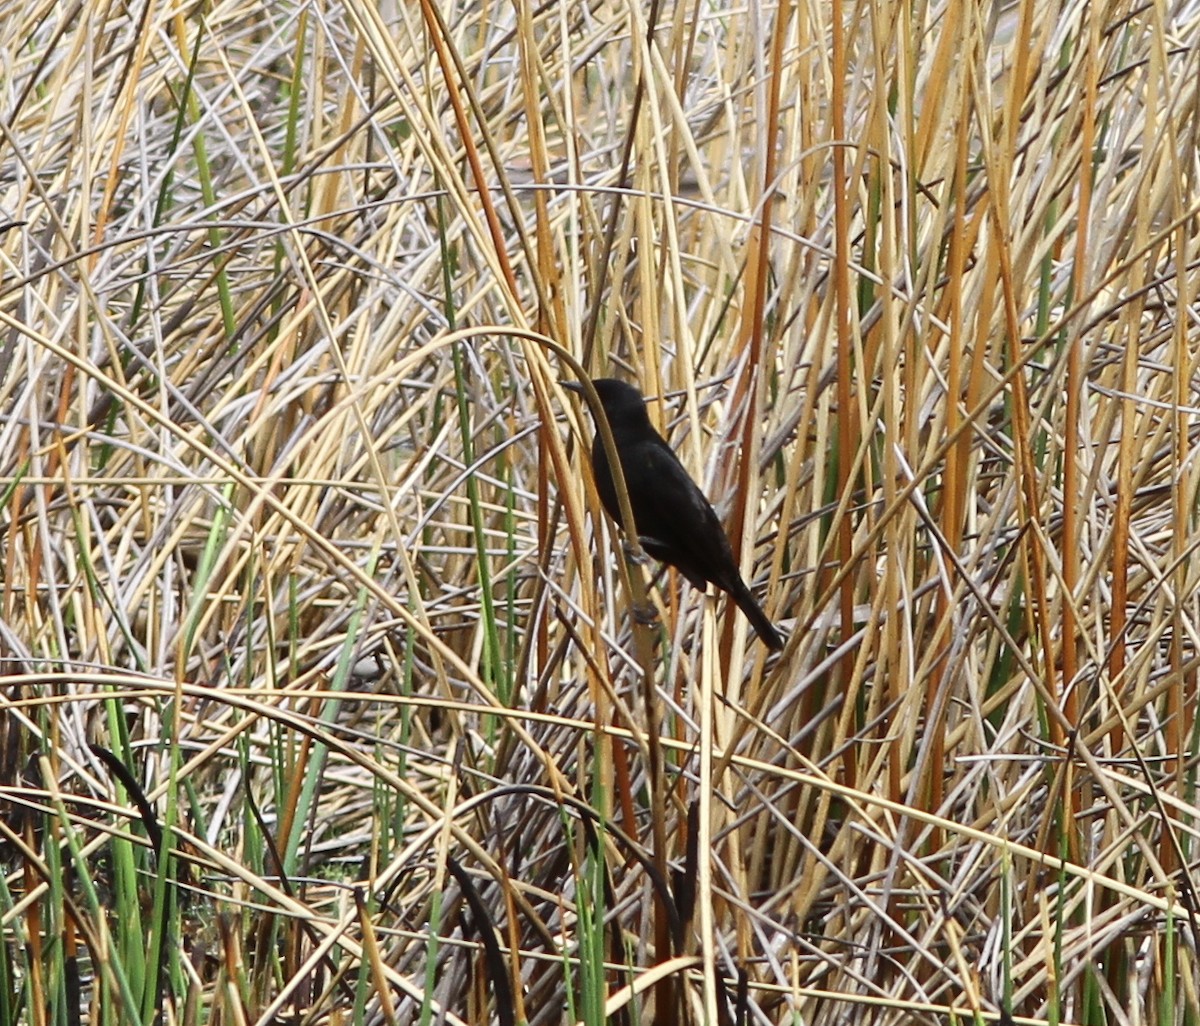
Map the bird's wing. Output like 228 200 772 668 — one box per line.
628 439 734 590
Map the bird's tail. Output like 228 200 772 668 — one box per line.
727 578 784 651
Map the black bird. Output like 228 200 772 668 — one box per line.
564 377 784 650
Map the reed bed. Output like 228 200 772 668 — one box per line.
3 0 1200 1023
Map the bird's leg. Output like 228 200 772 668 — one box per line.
617 542 659 624
620 538 651 566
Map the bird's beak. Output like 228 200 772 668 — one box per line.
560 380 585 396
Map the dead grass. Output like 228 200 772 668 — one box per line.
3 0 1200 1023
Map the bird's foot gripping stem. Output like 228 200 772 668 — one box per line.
631 603 660 627
621 539 652 566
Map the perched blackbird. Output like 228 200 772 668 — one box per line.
564 377 784 650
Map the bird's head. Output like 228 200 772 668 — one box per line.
562 377 652 429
